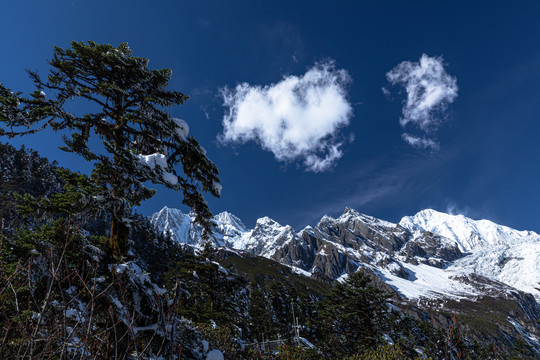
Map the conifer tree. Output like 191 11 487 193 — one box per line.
318 270 392 356
165 245 245 324
248 285 275 341
0 142 63 233
0 41 221 257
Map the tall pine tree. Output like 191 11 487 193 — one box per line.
0 41 220 257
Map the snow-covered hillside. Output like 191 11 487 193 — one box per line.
449 240 540 300
399 209 540 301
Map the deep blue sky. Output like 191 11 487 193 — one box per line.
2 1 540 231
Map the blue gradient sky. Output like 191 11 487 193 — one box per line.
2 1 540 231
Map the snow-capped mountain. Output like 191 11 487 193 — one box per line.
213 211 248 238
399 209 540 300
150 206 198 245
151 206 540 303
400 208 537 252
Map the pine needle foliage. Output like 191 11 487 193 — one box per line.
0 41 220 257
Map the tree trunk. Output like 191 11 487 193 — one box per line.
110 216 129 258
110 97 128 258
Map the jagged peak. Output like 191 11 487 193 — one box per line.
214 211 248 232
337 207 396 228
341 206 361 217
338 207 375 222
283 224 295 232
317 208 368 227
215 210 234 218
256 216 280 227
155 205 170 216
155 206 186 216
319 214 335 223
151 206 183 221
343 206 355 213
214 210 243 223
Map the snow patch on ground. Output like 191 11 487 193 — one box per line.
206 349 224 360
290 266 311 277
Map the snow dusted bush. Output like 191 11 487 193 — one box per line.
0 217 214 359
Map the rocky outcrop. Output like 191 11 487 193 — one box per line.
399 231 462 267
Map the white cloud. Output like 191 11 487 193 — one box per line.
219 61 352 172
385 54 458 149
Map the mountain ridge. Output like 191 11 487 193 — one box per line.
150 206 540 301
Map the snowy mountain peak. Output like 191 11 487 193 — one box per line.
213 211 247 234
399 208 538 252
150 206 191 227
335 207 397 231
337 207 363 222
253 216 295 236
342 206 359 216
317 214 335 225
150 206 193 244
256 216 280 226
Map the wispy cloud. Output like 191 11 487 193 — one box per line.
385 54 458 150
219 61 353 172
401 133 440 150
445 202 484 220
200 105 210 120
286 146 460 228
